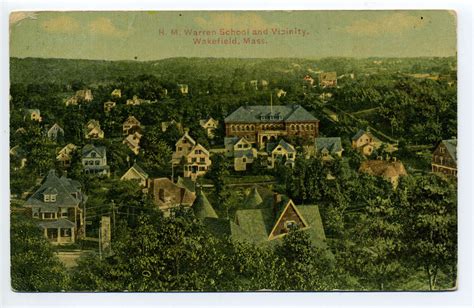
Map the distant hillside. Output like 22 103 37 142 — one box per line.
10 56 456 85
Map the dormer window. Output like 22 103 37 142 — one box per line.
51 194 57 202
44 194 50 202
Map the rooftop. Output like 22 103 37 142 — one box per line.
224 105 318 124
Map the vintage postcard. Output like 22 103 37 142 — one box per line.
9 11 457 292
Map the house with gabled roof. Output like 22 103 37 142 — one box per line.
66 89 93 106
23 170 87 244
85 120 104 139
266 139 296 169
303 74 315 86
315 137 343 161
183 143 212 180
82 144 110 177
121 163 149 187
56 143 77 168
319 72 337 88
199 117 219 138
351 129 381 156
24 109 42 122
172 131 197 165
161 120 184 133
123 132 142 155
47 123 64 141
359 158 407 188
177 83 189 94
225 137 257 171
148 178 196 214
104 101 116 112
432 139 457 177
111 89 121 98
203 191 327 248
224 104 319 149
123 116 141 135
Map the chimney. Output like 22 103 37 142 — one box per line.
273 193 282 207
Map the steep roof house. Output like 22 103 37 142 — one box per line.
351 129 381 156
183 144 212 181
318 72 337 88
47 123 64 141
122 116 141 135
76 89 93 102
432 139 457 177
56 143 77 168
24 109 42 122
23 170 87 244
266 139 296 169
203 191 328 249
123 132 142 155
148 178 196 214
103 101 116 112
66 89 93 106
172 131 197 165
303 75 315 86
82 144 110 177
121 164 149 187
126 95 146 106
224 137 257 171
177 83 189 94
315 137 343 161
85 120 104 139
199 117 219 138
359 159 408 188
111 89 122 98
161 120 184 133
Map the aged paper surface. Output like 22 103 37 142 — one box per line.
9 11 457 292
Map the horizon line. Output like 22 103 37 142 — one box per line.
10 55 458 62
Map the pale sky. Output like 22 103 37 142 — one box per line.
9 11 457 60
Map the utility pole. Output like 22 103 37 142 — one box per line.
98 220 102 260
111 200 116 232
83 204 87 238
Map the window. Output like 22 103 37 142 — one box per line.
91 152 96 158
178 147 182 151
192 158 197 163
199 166 206 171
44 213 53 219
60 208 68 218
289 153 294 159
242 158 247 163
50 194 56 202
33 212 39 218
284 220 298 231
44 194 50 202
195 150 201 154
238 144 243 148
200 158 205 163
95 160 100 165
183 139 187 144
